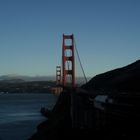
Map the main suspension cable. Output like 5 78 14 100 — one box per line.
74 37 88 83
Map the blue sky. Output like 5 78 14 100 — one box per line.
0 0 140 77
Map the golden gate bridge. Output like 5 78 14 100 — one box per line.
54 34 87 94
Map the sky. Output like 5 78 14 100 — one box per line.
0 0 140 78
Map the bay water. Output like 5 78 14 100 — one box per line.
0 93 58 140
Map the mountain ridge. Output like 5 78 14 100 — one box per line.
82 60 140 92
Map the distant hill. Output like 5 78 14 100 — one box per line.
82 60 140 92
0 74 55 82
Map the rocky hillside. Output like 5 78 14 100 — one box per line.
82 60 140 92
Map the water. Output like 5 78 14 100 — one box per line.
0 93 58 140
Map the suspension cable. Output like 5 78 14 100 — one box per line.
74 37 88 83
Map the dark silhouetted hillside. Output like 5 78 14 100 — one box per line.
82 60 140 92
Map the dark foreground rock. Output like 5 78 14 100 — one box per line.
28 90 140 140
28 90 104 140
28 90 72 140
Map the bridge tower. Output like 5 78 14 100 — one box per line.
62 34 75 87
56 66 61 85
